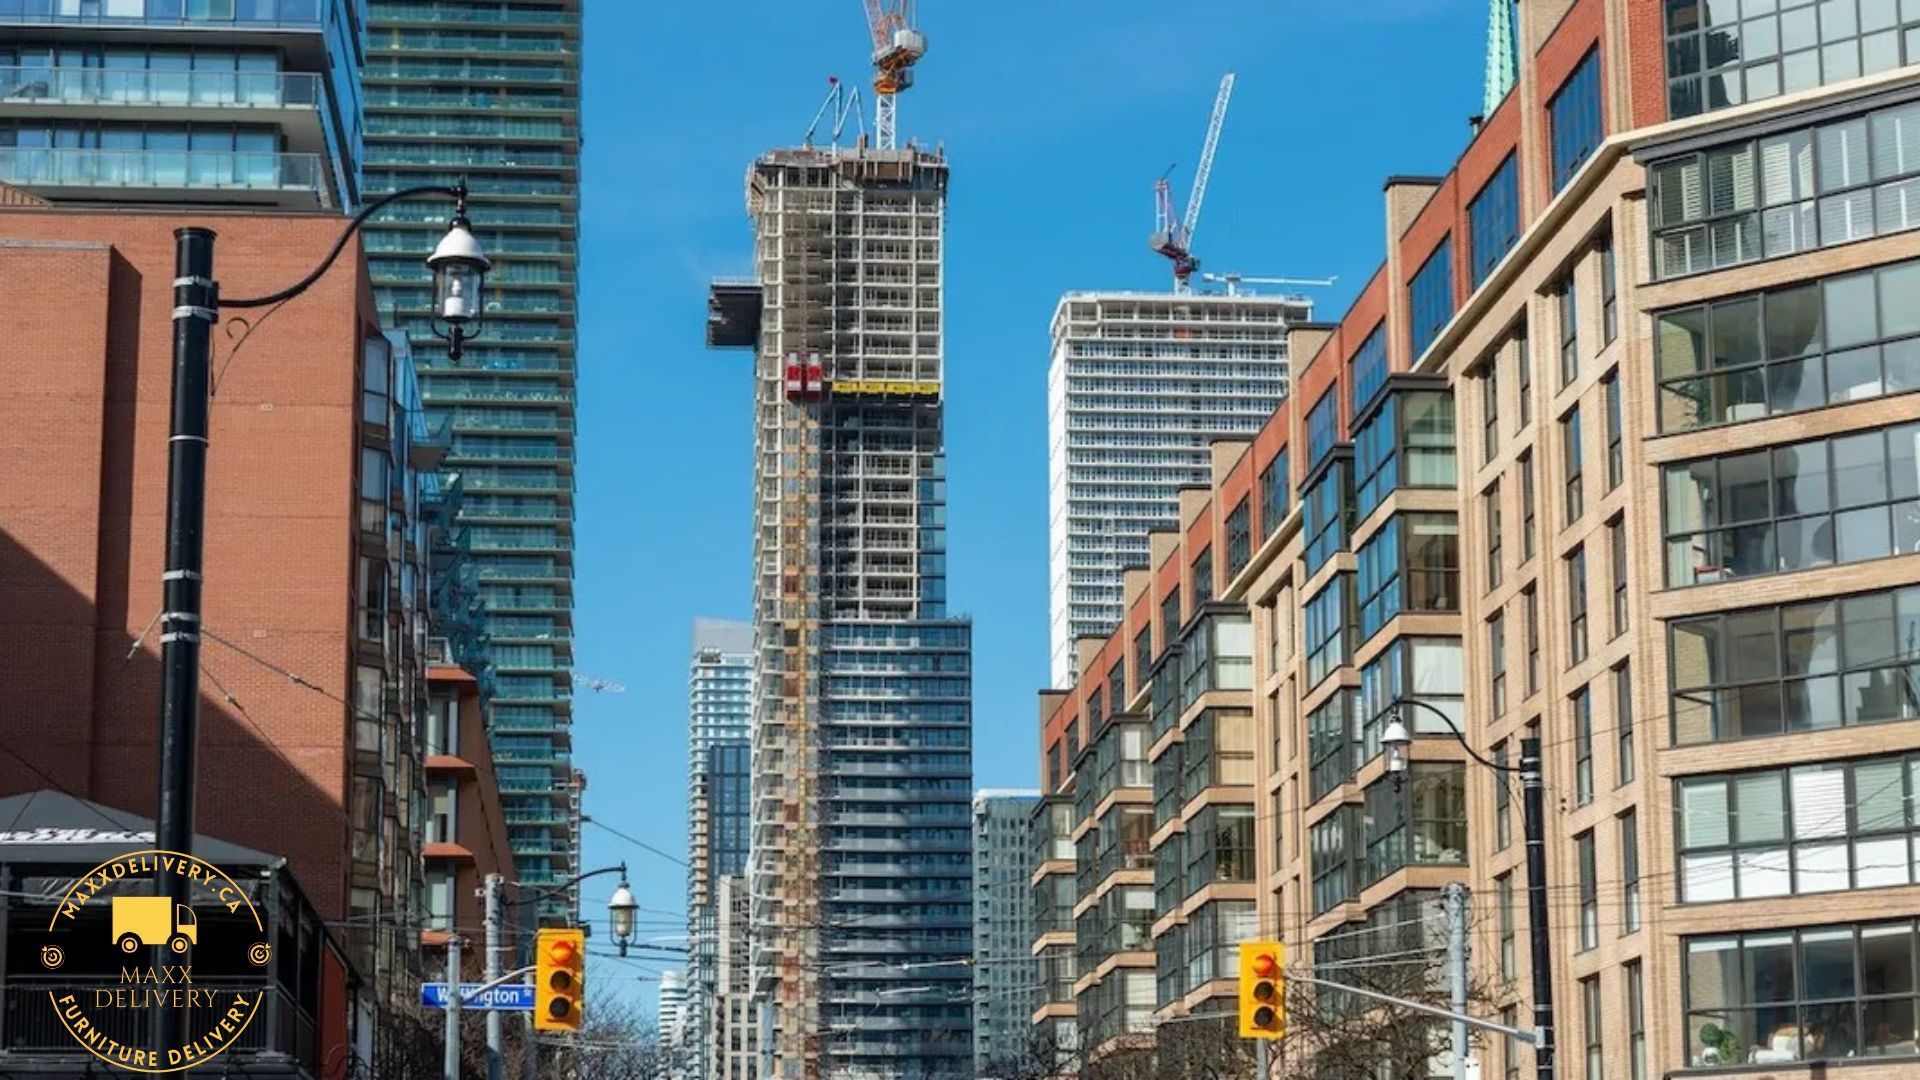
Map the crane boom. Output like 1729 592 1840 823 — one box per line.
857 0 924 149
1182 73 1235 250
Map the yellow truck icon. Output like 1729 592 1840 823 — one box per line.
111 897 197 955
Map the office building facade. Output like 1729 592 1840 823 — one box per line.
1047 291 1308 687
1033 3 1920 1079
710 144 974 1078
0 0 363 211
363 0 584 922
686 617 754 1080
971 790 1041 1077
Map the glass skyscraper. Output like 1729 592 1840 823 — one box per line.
362 0 583 920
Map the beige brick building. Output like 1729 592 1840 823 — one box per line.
1032 2 1920 1078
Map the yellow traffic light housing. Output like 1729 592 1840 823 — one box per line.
1238 940 1284 1039
535 927 586 1032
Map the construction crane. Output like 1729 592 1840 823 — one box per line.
1200 272 1338 297
1152 73 1236 294
859 0 926 150
803 76 865 148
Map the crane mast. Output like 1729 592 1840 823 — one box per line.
859 0 926 150
1151 73 1236 293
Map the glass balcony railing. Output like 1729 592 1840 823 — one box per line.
0 1 327 30
0 68 324 110
0 147 322 196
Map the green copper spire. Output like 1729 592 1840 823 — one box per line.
1485 0 1520 116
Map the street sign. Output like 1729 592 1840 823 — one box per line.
420 982 534 1011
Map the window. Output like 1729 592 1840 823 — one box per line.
1655 260 1920 433
1483 358 1501 463
1610 516 1629 638
1665 0 1920 119
1161 586 1182 649
1497 872 1516 981
1615 662 1635 785
1306 390 1339 470
1350 323 1389 413
1490 610 1509 717
1409 238 1456 359
1260 448 1289 540
1550 49 1602 191
1626 960 1646 1080
1677 750 1920 901
1604 372 1624 490
357 555 387 645
1650 99 1920 280
1670 586 1920 745
1310 805 1362 914
1486 480 1504 591
1600 235 1618 344
1109 658 1128 716
1364 763 1467 884
1184 804 1256 893
1355 512 1461 643
1471 154 1521 285
1621 808 1641 934
1567 546 1589 665
1682 920 1920 1067
1225 501 1252 581
1517 323 1534 428
1574 686 1594 805
1524 586 1541 697
1304 574 1352 688
1494 739 1512 849
363 335 391 426
1662 421 1920 587
1134 625 1151 690
1303 458 1354 575
1520 451 1538 559
1563 405 1585 524
1577 830 1599 950
1582 976 1603 1080
1359 637 1466 761
1308 690 1360 801
1191 546 1214 606
1503 1005 1523 1080
1559 273 1581 386
1354 391 1458 522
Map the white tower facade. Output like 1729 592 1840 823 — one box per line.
1047 290 1309 686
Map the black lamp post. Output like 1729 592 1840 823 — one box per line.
1381 698 1555 1080
154 184 486 1057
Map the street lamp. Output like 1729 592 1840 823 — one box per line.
607 875 639 957
1380 697 1556 1080
425 208 491 360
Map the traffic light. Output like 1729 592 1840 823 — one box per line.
1237 940 1284 1039
535 927 586 1032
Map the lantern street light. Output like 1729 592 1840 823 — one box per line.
607 875 640 957
1379 698 1557 1080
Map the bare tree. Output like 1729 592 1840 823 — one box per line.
538 997 671 1080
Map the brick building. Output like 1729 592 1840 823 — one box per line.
0 206 461 1066
1034 2 1920 1078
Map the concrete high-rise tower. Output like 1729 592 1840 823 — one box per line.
971 790 1040 1077
362 0 584 922
685 617 754 1080
709 144 973 1079
1047 290 1309 686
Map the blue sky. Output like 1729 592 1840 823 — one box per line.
567 0 1488 1006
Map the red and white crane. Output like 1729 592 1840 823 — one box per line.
859 0 926 150
1151 73 1235 294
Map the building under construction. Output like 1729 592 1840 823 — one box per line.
709 144 973 1078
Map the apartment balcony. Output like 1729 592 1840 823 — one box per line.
0 67 332 139
0 147 330 210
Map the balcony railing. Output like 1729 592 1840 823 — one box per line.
0 67 323 109
0 2 328 30
0 147 323 197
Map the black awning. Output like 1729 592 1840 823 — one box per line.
0 790 283 870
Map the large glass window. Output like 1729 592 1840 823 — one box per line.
1304 574 1353 688
1665 0 1920 119
1358 637 1466 761
1568 545 1590 665
1486 479 1504 591
1578 829 1599 950
1309 804 1364 914
1656 259 1920 431
1559 273 1581 387
1471 154 1521 286
1306 389 1340 471
1678 751 1920 901
1551 49 1603 191
1260 447 1289 540
1650 98 1920 279
1308 689 1360 803
1225 500 1252 581
1661 420 1920 586
1563 405 1585 524
1409 238 1456 359
1491 609 1509 717
1184 804 1257 895
1350 324 1389 413
1683 919 1920 1067
1355 513 1461 643
1191 546 1214 606
1182 899 1257 992
1483 359 1502 464
1622 807 1642 934
1574 685 1595 805
1303 457 1354 575
1670 586 1920 744
1179 613 1254 712
1365 763 1468 884
1354 390 1458 521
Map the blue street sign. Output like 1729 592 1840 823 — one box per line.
420 982 535 1011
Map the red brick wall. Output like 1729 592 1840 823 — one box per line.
0 208 375 917
1535 0 1608 197
1623 0 1670 129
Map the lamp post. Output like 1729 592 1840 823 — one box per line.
155 184 486 1059
1380 698 1554 1080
